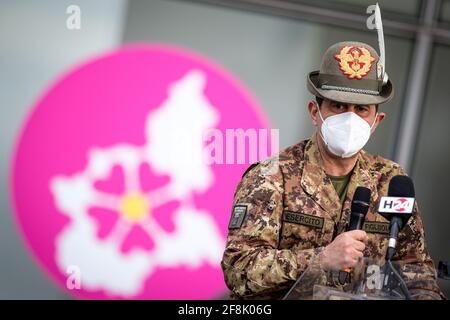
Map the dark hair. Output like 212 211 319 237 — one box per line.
315 96 324 107
315 96 378 112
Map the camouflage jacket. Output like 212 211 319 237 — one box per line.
221 134 444 300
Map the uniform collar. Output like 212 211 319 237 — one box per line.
300 133 378 222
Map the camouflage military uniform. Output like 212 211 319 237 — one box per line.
221 134 445 300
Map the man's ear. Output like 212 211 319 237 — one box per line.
371 112 386 133
308 100 320 127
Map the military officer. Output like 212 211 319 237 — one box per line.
221 41 445 300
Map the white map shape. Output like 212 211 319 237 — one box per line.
50 70 224 298
146 70 219 198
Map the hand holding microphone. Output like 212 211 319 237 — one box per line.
320 187 371 271
320 230 368 271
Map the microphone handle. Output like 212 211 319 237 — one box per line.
349 212 365 231
386 216 402 260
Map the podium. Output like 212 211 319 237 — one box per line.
283 257 409 300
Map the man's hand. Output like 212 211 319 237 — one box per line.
319 230 368 271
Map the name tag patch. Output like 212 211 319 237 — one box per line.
283 211 324 229
363 221 390 235
228 205 248 229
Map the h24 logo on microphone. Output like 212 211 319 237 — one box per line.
378 197 414 214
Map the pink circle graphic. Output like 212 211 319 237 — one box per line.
10 45 271 299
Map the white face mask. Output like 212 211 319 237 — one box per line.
317 105 377 158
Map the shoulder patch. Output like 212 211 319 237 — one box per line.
228 205 248 230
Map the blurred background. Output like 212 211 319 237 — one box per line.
1 0 449 298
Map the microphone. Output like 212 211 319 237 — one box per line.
342 187 371 274
378 175 415 261
348 186 371 231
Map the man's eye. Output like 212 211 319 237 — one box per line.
357 106 369 112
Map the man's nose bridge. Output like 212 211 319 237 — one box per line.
347 104 357 113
